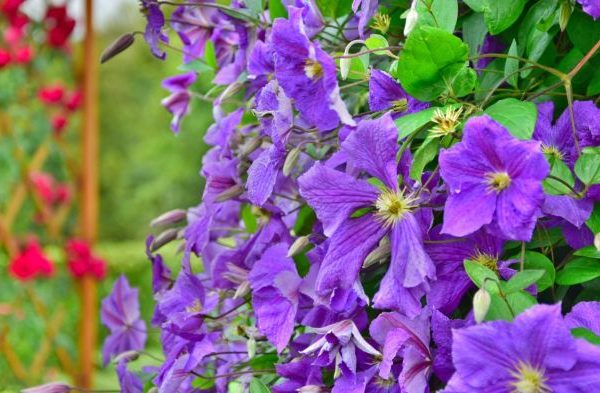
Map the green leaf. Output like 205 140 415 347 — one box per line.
556 257 600 285
503 269 545 294
449 66 477 97
315 0 352 18
246 0 265 14
228 381 244 393
575 246 600 259
365 34 389 55
397 26 470 101
521 251 556 291
485 293 514 321
517 0 558 78
268 0 288 20
410 137 440 181
572 327 600 345
250 379 272 393
505 290 538 315
575 147 600 185
587 67 600 96
248 353 279 370
242 204 258 233
463 12 488 59
543 155 575 195
484 98 537 140
587 204 600 233
338 52 369 80
505 40 519 88
464 260 499 293
567 9 600 56
415 0 459 33
463 0 527 34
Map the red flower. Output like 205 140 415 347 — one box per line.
65 90 82 111
30 171 56 205
9 242 54 281
44 6 75 49
54 183 71 204
13 45 33 64
0 0 25 15
66 239 107 280
0 49 10 68
51 114 68 136
38 85 65 105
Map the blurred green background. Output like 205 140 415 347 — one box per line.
1 3 212 390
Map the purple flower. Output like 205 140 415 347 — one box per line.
430 311 473 383
578 0 600 19
439 115 549 241
369 309 432 393
475 35 505 70
566 301 600 335
368 69 429 115
571 100 600 149
533 101 578 166
425 227 505 314
301 319 381 374
141 0 169 60
101 275 147 366
249 243 302 352
161 72 197 133
352 0 378 38
156 272 206 335
145 235 172 294
273 357 324 393
171 4 217 64
117 360 143 393
272 7 354 131
299 114 435 317
446 304 600 392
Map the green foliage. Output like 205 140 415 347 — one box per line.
556 257 600 285
484 99 537 140
575 147 600 185
544 155 576 195
414 0 459 33
397 26 470 101
463 0 527 34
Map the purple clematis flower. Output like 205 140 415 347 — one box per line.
578 0 600 19
273 357 324 393
302 319 381 374
271 7 354 131
439 115 549 241
156 272 206 337
141 0 169 60
370 309 432 393
101 275 147 366
171 3 217 64
368 69 429 116
566 301 600 335
352 0 378 37
445 304 600 392
571 100 600 149
161 72 197 133
430 310 473 383
249 243 303 352
533 101 578 166
299 114 435 317
145 235 172 294
475 35 505 71
117 360 143 393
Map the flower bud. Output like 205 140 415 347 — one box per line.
239 136 262 158
215 184 244 202
150 228 180 252
340 57 351 80
150 208 187 228
287 235 310 257
363 242 391 268
247 336 256 358
283 147 301 177
113 350 140 363
473 288 491 324
22 382 72 393
594 233 600 252
100 33 135 64
403 0 419 36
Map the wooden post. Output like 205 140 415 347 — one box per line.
77 0 99 388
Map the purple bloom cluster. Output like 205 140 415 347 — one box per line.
95 1 600 392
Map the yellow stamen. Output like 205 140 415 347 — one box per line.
471 251 499 273
541 144 564 161
185 299 203 314
371 12 391 34
430 107 463 137
392 98 408 113
510 362 550 393
486 171 511 192
374 189 417 228
304 59 323 80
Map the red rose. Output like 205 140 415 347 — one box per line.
13 45 33 64
0 48 10 68
51 114 68 136
9 242 55 281
38 85 65 105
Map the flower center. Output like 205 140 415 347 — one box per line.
374 189 416 227
486 171 511 192
471 251 498 272
304 59 324 80
391 98 408 113
430 107 463 137
371 12 391 34
541 144 564 160
185 298 203 314
510 362 550 393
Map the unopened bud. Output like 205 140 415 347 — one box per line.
283 147 301 177
216 81 243 105
215 184 244 202
22 382 72 393
363 242 391 268
559 1 572 31
247 336 256 358
113 350 140 364
151 228 179 251
594 233 600 252
473 288 491 324
234 281 251 299
100 33 135 64
287 236 310 257
403 0 419 36
340 57 351 80
239 136 262 158
150 209 187 228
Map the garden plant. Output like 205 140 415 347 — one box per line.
30 0 600 391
